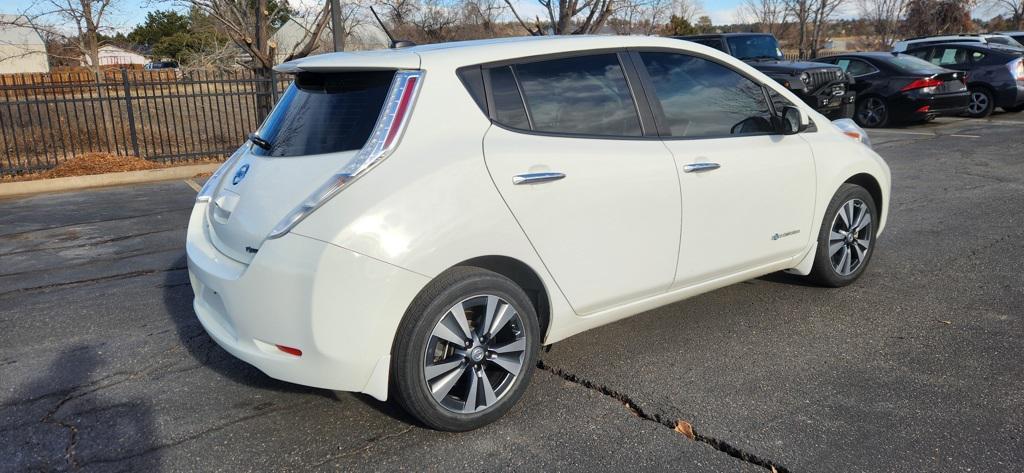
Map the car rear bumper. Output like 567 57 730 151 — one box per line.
995 83 1024 108
186 203 429 400
891 91 970 120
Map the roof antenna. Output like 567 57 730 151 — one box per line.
370 6 415 49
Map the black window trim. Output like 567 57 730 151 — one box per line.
479 48 659 141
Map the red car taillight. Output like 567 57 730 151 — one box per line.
1010 58 1024 81
901 78 943 92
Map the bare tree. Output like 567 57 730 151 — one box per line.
176 0 331 71
857 0 906 49
740 0 790 36
808 0 844 57
504 0 620 35
610 0 673 34
986 0 1024 28
462 0 507 33
6 0 122 74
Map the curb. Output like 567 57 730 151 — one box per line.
0 163 220 199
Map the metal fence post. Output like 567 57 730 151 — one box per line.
270 69 278 107
121 68 141 158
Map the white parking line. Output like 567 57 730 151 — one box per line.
868 130 936 136
184 179 201 192
949 134 980 138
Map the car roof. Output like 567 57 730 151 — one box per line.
277 35 733 73
678 32 770 38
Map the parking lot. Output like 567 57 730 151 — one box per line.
2 111 1023 472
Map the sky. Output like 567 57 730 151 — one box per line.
7 0 1001 35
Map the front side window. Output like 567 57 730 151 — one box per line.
254 71 394 157
640 52 775 138
513 54 642 137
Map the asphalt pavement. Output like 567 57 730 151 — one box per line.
1 111 1022 472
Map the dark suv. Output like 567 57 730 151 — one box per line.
677 33 855 118
904 43 1024 117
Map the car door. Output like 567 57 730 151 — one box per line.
630 50 817 288
835 57 880 96
482 53 682 315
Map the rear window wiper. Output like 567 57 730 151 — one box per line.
248 133 272 150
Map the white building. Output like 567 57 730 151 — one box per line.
81 44 147 66
0 14 49 74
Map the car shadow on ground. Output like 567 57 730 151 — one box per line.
160 254 337 401
9 346 160 470
159 254 422 427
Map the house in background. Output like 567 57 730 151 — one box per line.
0 14 50 74
81 44 147 66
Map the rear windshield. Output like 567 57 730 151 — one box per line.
889 54 948 75
253 71 394 157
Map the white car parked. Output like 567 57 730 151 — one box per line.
186 35 891 431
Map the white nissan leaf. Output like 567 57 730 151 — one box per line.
186 35 890 431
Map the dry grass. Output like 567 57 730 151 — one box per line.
0 152 166 182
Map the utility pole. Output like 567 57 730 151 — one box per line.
330 0 345 52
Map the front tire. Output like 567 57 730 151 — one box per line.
807 184 878 287
391 266 540 431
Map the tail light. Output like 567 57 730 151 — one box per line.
1010 58 1024 81
901 77 943 92
267 70 424 240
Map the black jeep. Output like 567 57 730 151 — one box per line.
676 33 856 119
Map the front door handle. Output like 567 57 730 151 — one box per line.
683 162 721 173
512 172 566 185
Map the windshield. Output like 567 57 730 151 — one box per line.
889 54 949 75
253 71 394 157
726 35 784 60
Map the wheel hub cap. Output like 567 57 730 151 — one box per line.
423 294 528 413
469 346 485 363
828 199 873 276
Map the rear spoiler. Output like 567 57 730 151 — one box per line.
275 50 421 74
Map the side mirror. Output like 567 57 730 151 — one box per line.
780 106 809 135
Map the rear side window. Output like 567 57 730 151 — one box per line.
513 54 642 137
836 58 877 76
254 71 394 157
487 66 530 129
640 52 774 138
931 47 969 66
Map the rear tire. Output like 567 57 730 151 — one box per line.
965 87 994 118
391 266 539 431
806 184 878 287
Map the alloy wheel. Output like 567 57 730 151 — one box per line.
828 199 873 276
857 97 887 127
423 295 527 414
968 91 989 115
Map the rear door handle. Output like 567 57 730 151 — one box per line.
512 172 566 185
683 162 721 173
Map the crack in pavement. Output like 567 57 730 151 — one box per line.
79 400 317 468
0 266 188 299
0 246 185 278
307 426 415 469
0 227 181 258
537 360 791 473
0 207 192 240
